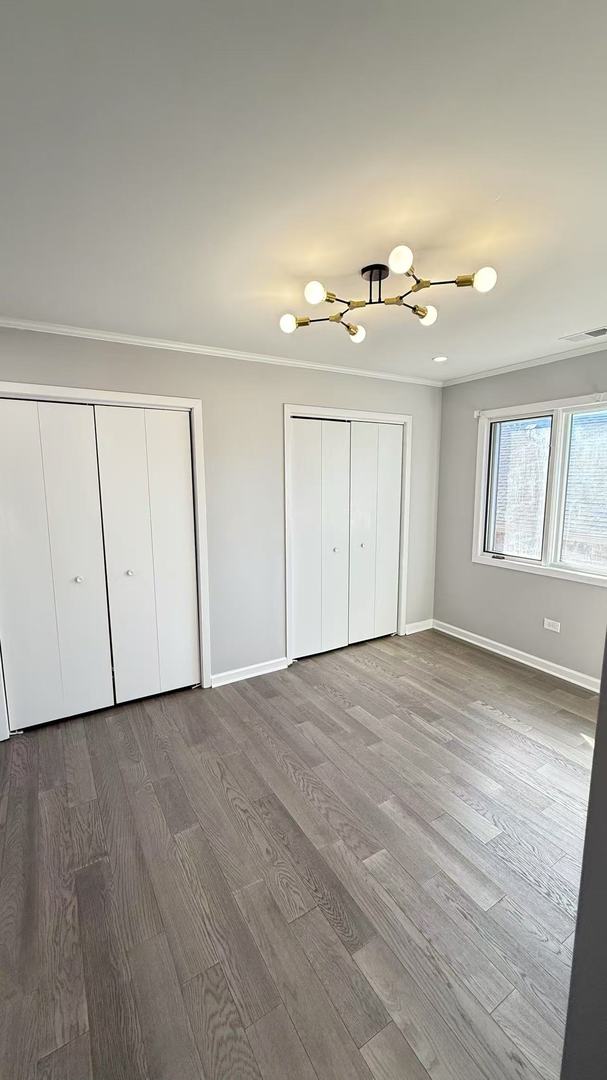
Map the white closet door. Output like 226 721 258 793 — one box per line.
95 405 161 703
38 403 114 717
349 422 379 643
374 424 403 636
145 409 200 691
321 420 350 651
0 399 64 728
290 419 322 658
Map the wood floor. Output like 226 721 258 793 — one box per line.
0 630 596 1080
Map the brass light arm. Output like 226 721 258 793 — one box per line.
279 257 496 340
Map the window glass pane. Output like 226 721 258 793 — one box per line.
560 409 607 572
485 415 552 560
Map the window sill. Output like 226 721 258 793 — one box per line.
471 553 607 588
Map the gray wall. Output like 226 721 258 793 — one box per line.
435 350 607 681
0 328 441 677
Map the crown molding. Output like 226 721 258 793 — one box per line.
0 316 442 388
442 340 607 387
3 315 605 390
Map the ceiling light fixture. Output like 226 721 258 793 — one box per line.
280 248 497 342
432 355 448 363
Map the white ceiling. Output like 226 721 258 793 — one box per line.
1 0 606 383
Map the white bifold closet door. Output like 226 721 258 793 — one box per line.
0 400 113 729
290 419 350 658
95 406 200 703
349 422 403 643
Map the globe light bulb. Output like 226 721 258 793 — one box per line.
420 305 438 326
388 245 414 274
279 313 297 334
304 280 327 305
473 266 498 293
350 325 366 344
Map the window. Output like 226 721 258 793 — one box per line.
485 416 552 561
560 409 607 572
473 395 607 585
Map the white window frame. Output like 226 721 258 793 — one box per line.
472 391 607 588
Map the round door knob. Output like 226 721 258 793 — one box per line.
74 575 84 584
126 569 135 576
360 542 365 548
332 547 339 553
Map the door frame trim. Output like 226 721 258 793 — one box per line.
283 403 413 663
0 381 212 739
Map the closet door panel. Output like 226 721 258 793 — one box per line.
0 399 63 729
290 419 322 658
374 423 403 636
38 402 114 716
95 405 161 703
321 421 350 651
349 422 378 644
145 409 200 691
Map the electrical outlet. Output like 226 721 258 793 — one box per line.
543 617 561 633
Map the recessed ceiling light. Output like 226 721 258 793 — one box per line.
432 355 448 363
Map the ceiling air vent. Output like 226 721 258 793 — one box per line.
561 326 607 344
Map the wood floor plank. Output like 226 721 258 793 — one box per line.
0 736 39 999
152 773 197 835
37 1033 92 1080
489 895 574 985
126 778 218 982
355 936 486 1080
255 792 376 953
76 858 149 1080
38 787 88 1057
485 831 578 924
216 686 336 849
240 707 382 861
326 840 544 1080
168 739 261 890
38 726 66 795
493 990 564 1080
368 738 503 842
0 739 12 875
183 963 262 1080
247 1004 318 1080
315 761 441 885
364 848 513 1012
291 907 391 1047
380 797 504 908
68 799 106 871
129 933 203 1080
86 716 163 951
343 734 456 821
298 719 392 804
0 990 38 1080
221 750 273 803
128 700 174 781
198 751 315 921
236 879 373 1080
360 1021 432 1080
61 719 96 808
424 872 570 1036
178 688 240 756
432 814 576 941
176 824 280 1026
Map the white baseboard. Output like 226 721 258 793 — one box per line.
433 620 600 694
211 656 290 688
405 618 434 635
